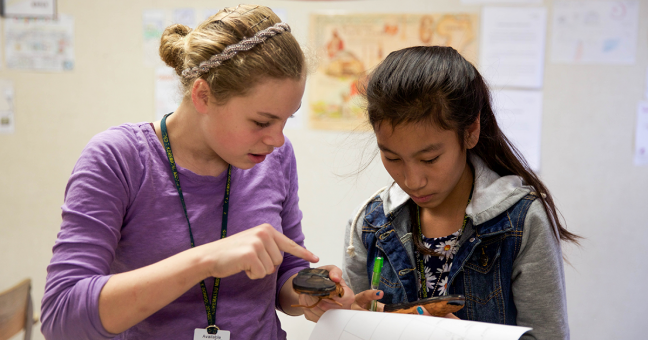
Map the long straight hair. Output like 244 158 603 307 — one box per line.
363 46 580 251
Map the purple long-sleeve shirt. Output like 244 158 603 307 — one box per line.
41 123 309 340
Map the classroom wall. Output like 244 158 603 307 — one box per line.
0 0 645 339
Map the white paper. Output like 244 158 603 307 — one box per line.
479 7 547 89
155 67 182 120
634 102 648 166
310 310 531 340
0 79 15 134
462 0 541 3
3 0 56 18
550 1 639 64
173 8 196 27
491 90 543 171
143 9 168 67
4 15 74 71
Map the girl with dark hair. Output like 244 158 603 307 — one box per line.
341 46 578 339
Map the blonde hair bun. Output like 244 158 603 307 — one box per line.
157 5 305 104
159 24 192 75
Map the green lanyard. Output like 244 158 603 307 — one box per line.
415 185 472 299
161 113 231 334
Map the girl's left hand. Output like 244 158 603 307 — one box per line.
298 265 355 322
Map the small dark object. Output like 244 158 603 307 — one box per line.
383 294 465 316
291 268 344 308
480 248 489 267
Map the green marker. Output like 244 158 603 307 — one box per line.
369 256 383 312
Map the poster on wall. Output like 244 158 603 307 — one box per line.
479 7 547 89
491 89 543 171
309 13 479 131
550 0 639 64
2 0 56 19
4 14 74 71
0 79 15 134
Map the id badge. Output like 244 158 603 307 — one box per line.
194 328 231 340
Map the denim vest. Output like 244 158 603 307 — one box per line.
361 193 538 325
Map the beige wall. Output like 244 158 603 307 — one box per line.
0 1 646 339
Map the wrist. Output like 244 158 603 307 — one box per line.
184 246 215 283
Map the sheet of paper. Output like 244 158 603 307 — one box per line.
479 7 547 89
155 67 182 120
4 15 74 71
310 310 531 340
143 9 168 67
550 0 639 64
3 0 56 18
634 102 648 166
491 90 543 172
0 79 15 134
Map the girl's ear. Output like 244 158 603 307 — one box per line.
465 113 481 149
191 79 211 114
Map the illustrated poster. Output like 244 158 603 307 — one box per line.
4 14 74 71
309 13 479 130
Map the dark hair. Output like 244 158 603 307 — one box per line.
364 46 580 254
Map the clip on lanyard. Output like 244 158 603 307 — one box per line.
161 113 232 334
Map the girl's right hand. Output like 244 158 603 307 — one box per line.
351 289 386 312
201 223 319 280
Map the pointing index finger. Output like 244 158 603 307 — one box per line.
273 231 319 263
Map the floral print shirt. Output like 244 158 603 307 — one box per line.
418 229 461 297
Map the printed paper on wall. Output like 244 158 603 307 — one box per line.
4 14 74 71
309 13 479 130
550 0 639 64
491 89 543 171
479 7 547 89
3 0 56 19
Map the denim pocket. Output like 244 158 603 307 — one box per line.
464 236 503 274
461 235 506 323
379 268 406 304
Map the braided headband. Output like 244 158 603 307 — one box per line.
181 22 291 79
